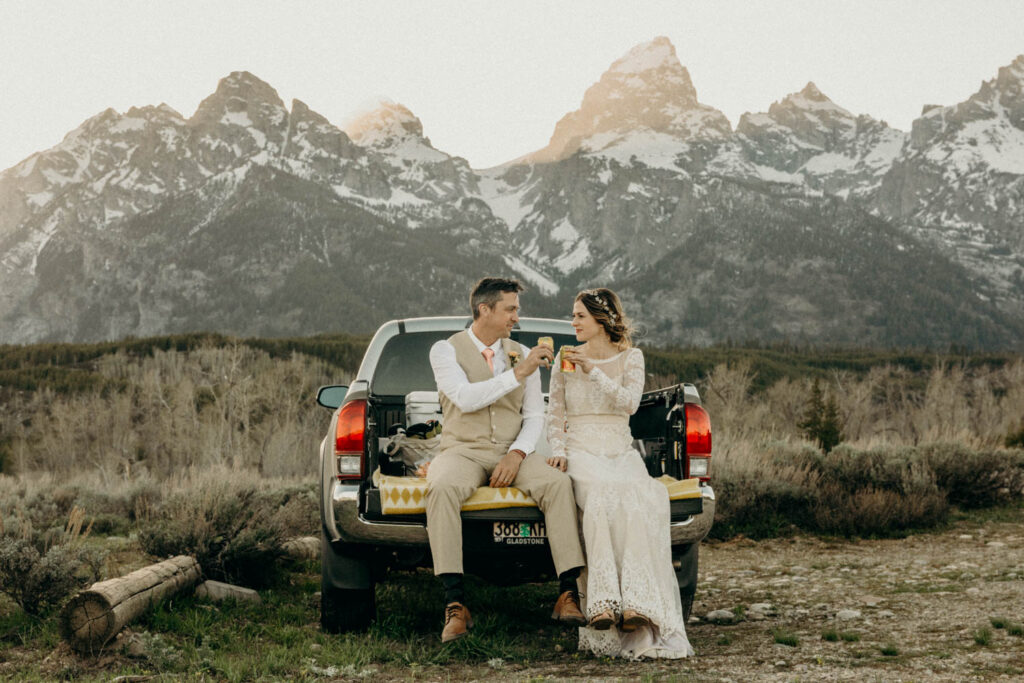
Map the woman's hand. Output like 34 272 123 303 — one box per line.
546 455 567 472
563 348 593 374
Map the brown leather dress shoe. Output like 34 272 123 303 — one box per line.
551 590 587 626
588 609 615 630
441 602 474 642
620 608 651 632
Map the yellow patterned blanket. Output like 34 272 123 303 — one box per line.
374 470 700 515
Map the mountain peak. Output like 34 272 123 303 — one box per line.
608 36 679 75
342 98 426 147
995 54 1024 92
776 82 850 117
190 71 287 127
524 36 730 163
799 82 826 100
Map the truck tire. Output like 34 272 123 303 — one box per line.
321 582 375 633
320 530 375 633
681 591 694 623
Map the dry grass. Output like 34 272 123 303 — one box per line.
700 359 1024 450
0 343 1021 546
1 344 340 482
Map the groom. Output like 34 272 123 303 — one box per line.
427 277 586 642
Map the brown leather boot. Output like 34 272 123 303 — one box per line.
620 608 651 632
588 609 615 630
551 590 587 626
441 602 473 642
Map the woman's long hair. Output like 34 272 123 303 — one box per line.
576 288 633 349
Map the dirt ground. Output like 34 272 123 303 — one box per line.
377 510 1024 682
5 511 1021 682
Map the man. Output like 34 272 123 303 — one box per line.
427 277 586 642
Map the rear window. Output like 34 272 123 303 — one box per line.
370 330 577 396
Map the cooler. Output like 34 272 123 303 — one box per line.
405 390 442 426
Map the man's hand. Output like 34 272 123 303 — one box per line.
489 449 526 487
546 455 567 472
513 345 554 382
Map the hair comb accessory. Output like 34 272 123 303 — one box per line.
590 293 615 320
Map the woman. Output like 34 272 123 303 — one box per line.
546 288 693 659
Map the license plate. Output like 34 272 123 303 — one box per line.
492 521 547 545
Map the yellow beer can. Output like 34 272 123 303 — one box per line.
559 346 576 373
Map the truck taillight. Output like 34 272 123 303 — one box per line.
334 399 367 481
685 403 712 483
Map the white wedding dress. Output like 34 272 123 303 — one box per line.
548 347 693 659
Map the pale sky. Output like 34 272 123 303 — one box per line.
2 0 1023 172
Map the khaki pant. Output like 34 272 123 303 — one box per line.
425 444 585 576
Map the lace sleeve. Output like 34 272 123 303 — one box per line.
546 365 568 458
588 348 645 415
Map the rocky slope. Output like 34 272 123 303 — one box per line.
1 39 1022 347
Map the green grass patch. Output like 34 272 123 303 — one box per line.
880 643 899 656
840 631 860 642
1007 623 1024 637
973 626 993 646
771 628 798 647
991 616 1009 629
821 629 839 642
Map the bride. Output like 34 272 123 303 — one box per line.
546 288 693 659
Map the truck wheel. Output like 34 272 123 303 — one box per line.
320 530 375 633
681 592 694 623
321 582 375 633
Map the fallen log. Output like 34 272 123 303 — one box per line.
60 555 201 652
282 535 318 560
195 579 261 603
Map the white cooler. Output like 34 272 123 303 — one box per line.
405 391 442 426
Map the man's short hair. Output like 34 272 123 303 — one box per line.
470 277 525 319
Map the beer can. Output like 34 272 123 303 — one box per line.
537 336 554 368
559 346 576 373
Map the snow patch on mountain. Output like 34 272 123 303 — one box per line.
502 255 560 295
928 112 1024 175
476 172 537 230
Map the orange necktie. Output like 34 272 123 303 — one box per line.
482 347 495 374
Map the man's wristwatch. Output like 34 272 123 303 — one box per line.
508 449 527 460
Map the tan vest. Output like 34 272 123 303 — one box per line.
438 330 525 455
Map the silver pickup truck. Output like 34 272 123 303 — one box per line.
315 316 716 632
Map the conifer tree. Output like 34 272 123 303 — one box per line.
798 379 844 453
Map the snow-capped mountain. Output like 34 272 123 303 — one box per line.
1 40 1022 348
876 55 1024 306
526 36 732 166
736 83 906 196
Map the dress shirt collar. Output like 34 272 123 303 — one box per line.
466 326 502 355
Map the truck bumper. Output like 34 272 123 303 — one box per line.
670 484 716 546
328 481 716 548
329 483 429 546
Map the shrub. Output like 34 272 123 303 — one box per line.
1005 421 1024 449
137 476 299 588
973 626 992 646
921 444 1024 508
0 508 104 616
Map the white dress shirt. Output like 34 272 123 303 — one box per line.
429 327 543 456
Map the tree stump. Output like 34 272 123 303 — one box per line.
60 555 201 652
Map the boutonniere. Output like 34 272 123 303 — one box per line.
507 350 521 368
